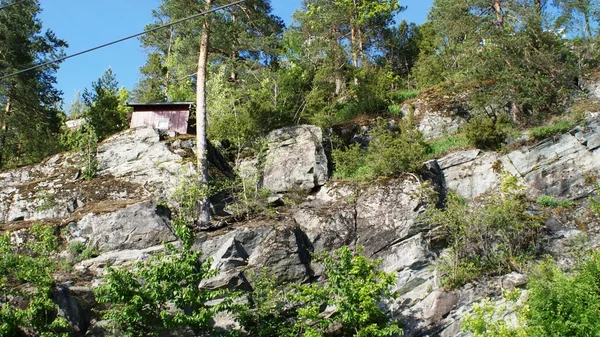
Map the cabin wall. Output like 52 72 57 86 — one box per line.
130 109 190 135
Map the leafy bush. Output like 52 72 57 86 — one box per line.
530 120 577 141
67 241 99 263
288 246 402 337
464 113 513 150
523 254 600 336
61 124 99 181
0 225 71 337
95 244 233 337
332 118 428 180
461 291 529 337
464 254 600 337
331 143 370 181
426 184 542 288
537 195 575 208
235 268 295 337
237 246 402 337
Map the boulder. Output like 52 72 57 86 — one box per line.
355 177 427 257
377 233 431 273
262 125 328 193
98 127 186 199
293 207 356 252
75 245 167 273
401 93 470 141
73 201 176 252
248 222 315 283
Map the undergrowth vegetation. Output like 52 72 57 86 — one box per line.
463 113 514 150
426 174 543 289
427 133 471 158
530 119 578 141
0 225 71 337
95 243 402 337
332 117 428 180
463 253 600 337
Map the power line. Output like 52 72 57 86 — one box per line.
0 0 28 11
0 0 246 81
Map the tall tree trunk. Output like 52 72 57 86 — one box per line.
164 26 174 99
0 98 10 168
493 0 504 27
195 0 212 228
583 9 592 38
351 26 359 68
230 12 238 82
358 27 364 66
351 0 359 85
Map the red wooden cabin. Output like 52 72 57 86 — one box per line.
128 102 194 135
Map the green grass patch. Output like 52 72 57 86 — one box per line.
530 120 577 141
387 90 419 117
427 133 471 158
394 90 419 103
537 195 575 208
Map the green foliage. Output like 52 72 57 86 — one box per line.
172 173 213 221
0 0 67 169
0 225 71 337
426 180 542 288
226 174 275 219
537 195 575 208
67 241 99 263
530 120 577 141
523 254 600 336
95 244 232 337
464 114 514 150
462 253 600 337
427 133 471 158
461 292 530 337
332 143 370 181
332 118 428 180
236 247 402 337
236 268 294 337
288 246 402 337
588 184 600 215
61 124 99 181
394 90 419 103
418 0 578 121
170 173 215 247
82 68 130 141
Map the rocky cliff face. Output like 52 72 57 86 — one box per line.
4 112 600 336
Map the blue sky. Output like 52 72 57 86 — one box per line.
38 0 432 106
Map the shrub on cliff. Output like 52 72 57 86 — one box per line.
237 246 403 337
0 225 71 337
426 175 543 288
463 253 600 337
332 117 428 180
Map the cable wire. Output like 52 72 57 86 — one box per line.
0 0 246 80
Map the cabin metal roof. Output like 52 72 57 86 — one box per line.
127 102 194 107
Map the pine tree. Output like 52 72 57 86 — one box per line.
0 0 67 168
82 68 129 141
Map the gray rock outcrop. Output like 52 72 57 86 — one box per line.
262 125 328 193
70 201 176 252
432 116 600 200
